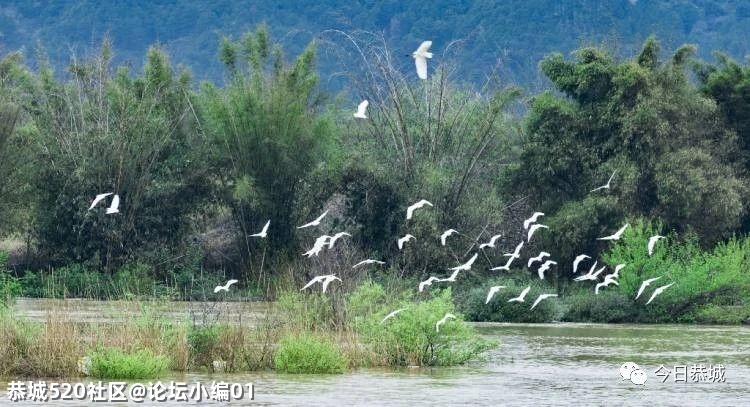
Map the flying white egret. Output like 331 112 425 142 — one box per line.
300 274 341 293
648 235 665 256
412 41 433 80
645 283 674 305
214 279 238 293
249 220 270 238
435 312 456 332
397 234 416 250
106 194 120 214
590 170 617 192
503 241 524 259
527 224 548 242
406 199 433 220
508 286 531 303
485 285 507 304
530 293 558 310
354 100 369 119
610 264 626 279
574 262 606 282
381 308 407 323
573 254 591 274
302 235 331 257
490 256 514 271
88 193 113 210
523 212 545 230
449 253 479 272
440 229 458 246
595 274 619 295
439 268 461 283
418 276 440 292
597 223 629 241
527 251 551 268
635 276 662 300
328 232 352 249
297 210 329 229
352 259 386 268
537 260 557 280
479 234 503 249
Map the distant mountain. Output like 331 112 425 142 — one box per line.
1 0 748 90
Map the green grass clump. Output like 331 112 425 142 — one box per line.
351 282 497 366
90 347 168 379
274 332 346 374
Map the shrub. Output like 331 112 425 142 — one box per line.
90 347 168 379
354 285 496 366
187 325 220 370
274 332 346 374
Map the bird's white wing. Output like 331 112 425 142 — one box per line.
355 100 369 117
416 41 433 55
415 56 428 80
300 276 324 291
381 308 406 323
261 220 270 234
89 193 113 210
106 194 120 214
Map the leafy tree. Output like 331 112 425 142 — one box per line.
200 26 339 267
24 40 211 269
513 37 748 275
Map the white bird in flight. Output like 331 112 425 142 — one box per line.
249 220 270 238
449 253 479 272
595 274 619 295
412 41 433 80
635 276 662 300
530 294 558 310
523 212 545 230
354 100 368 119
537 260 557 280
297 210 329 229
406 199 433 220
302 235 330 257
645 283 674 305
527 251 551 268
503 241 524 259
381 308 407 323
214 279 238 293
574 261 606 282
89 193 113 210
440 229 458 246
648 235 665 256
328 232 352 249
435 312 456 332
490 256 514 271
610 264 626 279
527 224 548 242
508 286 531 303
573 254 591 274
419 276 440 292
485 285 507 304
479 234 503 249
300 274 341 293
597 223 629 241
590 170 617 192
106 194 120 214
352 259 386 268
397 234 416 250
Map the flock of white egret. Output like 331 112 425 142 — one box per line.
87 40 674 332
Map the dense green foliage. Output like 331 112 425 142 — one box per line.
274 332 347 374
90 347 169 379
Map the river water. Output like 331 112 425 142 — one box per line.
2 299 748 406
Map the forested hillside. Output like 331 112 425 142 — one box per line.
1 0 749 89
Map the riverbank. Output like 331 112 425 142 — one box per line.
1 322 748 405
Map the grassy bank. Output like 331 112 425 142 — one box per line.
0 282 495 378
